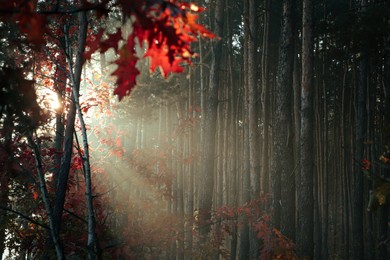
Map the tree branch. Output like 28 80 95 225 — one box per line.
0 205 49 230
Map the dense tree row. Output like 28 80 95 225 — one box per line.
0 0 389 259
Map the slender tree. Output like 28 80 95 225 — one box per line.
239 0 250 257
197 0 224 238
297 0 314 257
271 0 295 241
351 1 368 259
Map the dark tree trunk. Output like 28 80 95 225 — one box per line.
53 54 66 182
271 0 295 240
297 0 314 258
239 0 250 256
198 0 224 238
378 41 390 260
261 0 271 193
247 0 260 257
352 1 367 259
0 113 12 259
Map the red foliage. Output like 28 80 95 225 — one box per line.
1 0 214 101
212 195 297 259
110 0 215 100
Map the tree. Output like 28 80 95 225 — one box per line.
297 0 314 257
271 0 295 240
197 0 224 238
351 1 368 259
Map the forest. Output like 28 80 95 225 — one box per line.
0 0 389 259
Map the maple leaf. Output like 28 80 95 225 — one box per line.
112 36 140 101
100 29 123 54
144 41 184 76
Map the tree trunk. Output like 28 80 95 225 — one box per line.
197 0 224 238
28 134 64 259
352 1 367 259
378 43 390 260
271 0 295 240
261 0 271 194
247 0 261 257
239 0 250 257
297 0 314 257
175 99 185 260
53 54 66 182
247 0 260 204
66 12 99 259
0 113 12 259
0 175 8 259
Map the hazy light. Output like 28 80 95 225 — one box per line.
38 88 62 112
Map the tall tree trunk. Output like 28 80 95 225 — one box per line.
247 0 260 204
66 12 99 259
226 7 238 256
343 65 354 259
261 0 271 193
239 0 250 257
247 0 260 257
320 13 329 257
293 39 301 232
198 0 224 238
271 0 295 240
352 1 367 259
185 69 195 252
28 134 64 259
297 0 314 257
0 175 8 259
175 99 185 260
0 113 12 259
53 54 66 182
378 42 390 260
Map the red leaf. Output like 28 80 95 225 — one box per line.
33 191 39 200
100 29 123 53
112 36 140 100
144 41 184 77
85 29 123 60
